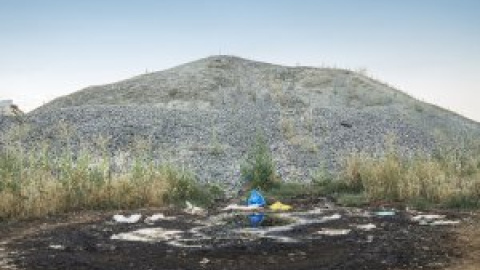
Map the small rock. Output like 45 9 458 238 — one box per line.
316 229 351 236
144 214 175 224
95 243 116 251
411 214 445 222
366 235 374 243
429 220 460 226
184 201 207 216
199 257 210 264
49 244 65 250
355 223 376 231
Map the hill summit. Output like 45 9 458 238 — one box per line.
35 55 441 112
6 55 480 191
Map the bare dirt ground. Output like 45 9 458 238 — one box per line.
0 199 478 270
443 212 480 270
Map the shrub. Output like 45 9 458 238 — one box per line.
209 128 224 155
336 193 368 207
241 132 280 190
266 182 309 199
162 165 218 207
414 103 424 112
313 167 361 196
444 194 480 209
280 117 295 139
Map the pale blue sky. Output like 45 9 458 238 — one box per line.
1 0 479 120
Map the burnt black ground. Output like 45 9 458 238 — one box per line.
2 203 461 270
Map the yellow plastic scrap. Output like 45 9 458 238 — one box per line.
269 201 292 211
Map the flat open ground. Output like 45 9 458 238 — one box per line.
0 199 478 270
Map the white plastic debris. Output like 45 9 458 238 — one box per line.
427 220 460 226
199 258 210 264
411 214 446 222
222 204 264 212
113 214 142 224
322 213 342 221
374 211 396 216
309 208 324 214
184 201 206 215
350 210 372 218
111 228 183 242
316 229 351 236
355 223 377 231
144 214 176 224
49 244 65 250
411 214 460 226
265 235 300 243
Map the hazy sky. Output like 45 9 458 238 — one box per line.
1 0 479 121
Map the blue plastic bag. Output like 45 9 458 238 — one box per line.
247 189 266 207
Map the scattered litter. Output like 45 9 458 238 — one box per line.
235 211 340 238
184 201 206 215
113 214 142 223
106 204 458 251
411 214 446 222
247 189 266 207
222 204 264 211
374 211 396 216
269 201 292 211
111 228 183 242
144 214 176 224
355 223 376 231
199 257 210 264
316 229 351 236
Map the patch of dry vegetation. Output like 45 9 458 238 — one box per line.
0 126 217 220
341 142 480 208
280 116 295 140
0 151 169 220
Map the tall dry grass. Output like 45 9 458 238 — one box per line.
0 125 215 220
0 150 173 220
342 143 480 207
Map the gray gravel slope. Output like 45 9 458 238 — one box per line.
2 56 479 190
